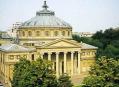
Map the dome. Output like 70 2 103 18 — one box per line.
21 1 72 28
21 15 72 28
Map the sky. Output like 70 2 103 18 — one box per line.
0 0 119 33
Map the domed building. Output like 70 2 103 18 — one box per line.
18 1 72 46
0 1 97 87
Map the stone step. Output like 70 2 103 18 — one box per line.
71 73 88 86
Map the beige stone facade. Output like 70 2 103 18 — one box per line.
0 1 97 87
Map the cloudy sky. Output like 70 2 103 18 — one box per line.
0 0 119 32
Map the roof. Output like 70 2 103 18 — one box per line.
21 16 71 28
69 40 98 49
81 43 98 49
35 38 97 50
0 44 35 52
20 1 72 28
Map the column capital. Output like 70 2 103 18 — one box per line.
48 52 52 55
78 51 81 54
71 51 75 54
40 52 44 55
64 52 67 54
56 52 60 55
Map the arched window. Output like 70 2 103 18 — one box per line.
28 31 32 36
62 31 65 36
22 31 25 36
36 31 40 36
54 31 58 36
68 31 70 36
45 31 49 36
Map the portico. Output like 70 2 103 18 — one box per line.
40 51 80 77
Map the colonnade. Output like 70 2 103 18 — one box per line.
40 51 80 77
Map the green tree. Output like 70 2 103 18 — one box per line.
82 57 119 87
12 58 57 87
12 58 73 87
72 34 81 42
11 58 31 87
58 73 73 87
73 28 119 59
92 30 103 40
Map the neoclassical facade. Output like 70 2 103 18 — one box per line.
0 1 97 87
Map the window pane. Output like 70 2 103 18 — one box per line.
62 31 65 36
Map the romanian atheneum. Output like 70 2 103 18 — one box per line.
0 1 97 87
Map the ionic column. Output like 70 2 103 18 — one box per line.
71 52 74 76
60 62 62 75
56 52 59 77
52 62 54 70
64 52 67 73
78 52 81 74
48 52 52 61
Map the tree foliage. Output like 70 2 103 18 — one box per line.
72 28 119 59
12 58 57 87
58 74 73 87
82 57 119 87
12 58 73 87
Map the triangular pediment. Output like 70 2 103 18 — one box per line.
42 39 81 48
49 41 77 47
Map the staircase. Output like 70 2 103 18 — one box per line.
71 73 88 86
